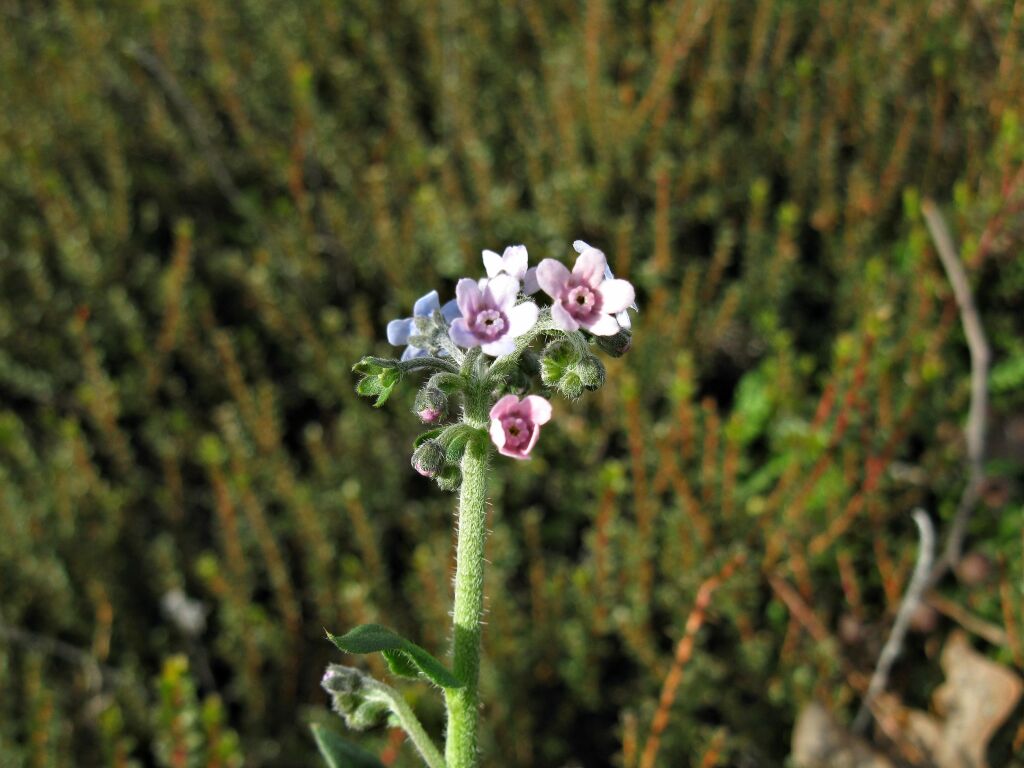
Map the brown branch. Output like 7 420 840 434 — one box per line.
639 553 744 768
922 200 991 584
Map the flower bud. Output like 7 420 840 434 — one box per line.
540 340 605 399
411 439 446 478
594 328 632 357
414 385 448 423
576 354 606 392
540 339 581 392
321 664 391 731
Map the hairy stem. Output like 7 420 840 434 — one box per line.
444 431 490 768
371 680 446 768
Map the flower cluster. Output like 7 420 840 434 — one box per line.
354 242 635 482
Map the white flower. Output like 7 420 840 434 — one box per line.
482 244 539 294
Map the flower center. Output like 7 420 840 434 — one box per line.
502 416 531 448
566 285 600 317
473 309 507 340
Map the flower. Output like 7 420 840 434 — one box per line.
488 394 552 460
448 275 539 356
536 246 635 336
386 291 460 361
483 244 539 294
573 240 638 329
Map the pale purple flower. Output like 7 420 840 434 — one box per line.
488 394 552 460
573 240 637 330
482 244 540 294
448 275 539 357
386 290 460 360
536 247 635 336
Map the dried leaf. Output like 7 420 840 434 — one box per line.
792 703 895 768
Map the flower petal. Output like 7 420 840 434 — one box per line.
598 279 635 314
616 309 632 330
481 335 516 357
448 318 479 348
401 345 427 360
506 301 539 338
413 290 441 317
489 417 508 449
550 301 580 332
455 278 482 318
502 245 529 280
522 395 552 425
523 267 539 295
536 259 571 298
441 298 461 323
500 443 530 460
482 249 504 278
386 317 413 345
581 312 619 336
489 394 521 420
484 274 519 310
520 422 541 457
572 239 592 254
573 248 608 288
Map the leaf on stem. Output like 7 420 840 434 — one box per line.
310 723 385 768
327 624 463 689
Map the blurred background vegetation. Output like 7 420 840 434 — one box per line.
1 1 1022 766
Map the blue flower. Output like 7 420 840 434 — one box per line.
386 290 460 360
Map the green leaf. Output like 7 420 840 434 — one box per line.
311 724 385 768
352 358 402 407
413 428 443 449
327 624 463 689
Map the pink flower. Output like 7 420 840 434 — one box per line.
488 394 552 460
536 247 635 336
448 275 539 357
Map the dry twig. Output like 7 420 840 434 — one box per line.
921 200 991 584
852 509 935 733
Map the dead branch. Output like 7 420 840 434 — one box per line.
853 509 935 733
921 200 991 584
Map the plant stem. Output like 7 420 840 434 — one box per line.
370 680 446 768
444 430 490 768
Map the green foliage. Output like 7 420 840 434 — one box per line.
327 626 462 689
1 1 1022 766
353 359 403 408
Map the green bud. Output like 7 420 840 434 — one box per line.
540 339 581 390
411 440 446 478
576 354 606 391
321 665 391 731
557 372 585 400
540 339 606 399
